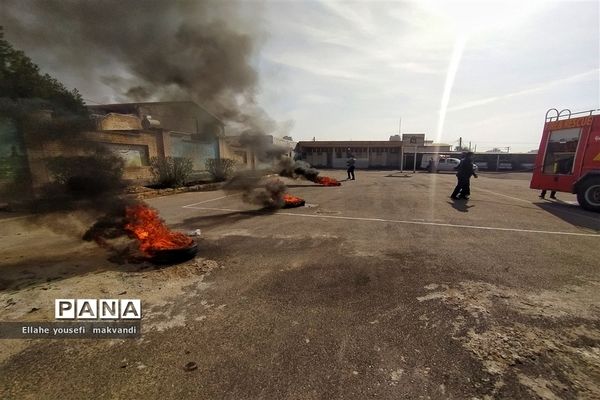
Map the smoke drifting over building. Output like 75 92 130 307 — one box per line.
1 0 314 250
0 0 289 136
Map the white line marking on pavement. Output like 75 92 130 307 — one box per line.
182 193 242 208
475 187 533 204
185 206 600 238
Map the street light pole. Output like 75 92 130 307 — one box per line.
413 146 417 173
399 116 403 172
400 147 404 173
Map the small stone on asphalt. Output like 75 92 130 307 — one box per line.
184 362 198 371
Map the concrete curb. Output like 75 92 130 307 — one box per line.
131 181 226 199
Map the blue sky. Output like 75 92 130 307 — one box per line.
253 0 599 151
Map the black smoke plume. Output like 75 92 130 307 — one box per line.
0 0 290 136
238 133 289 162
230 133 322 183
1 0 310 247
0 1 296 245
278 158 321 182
224 170 287 209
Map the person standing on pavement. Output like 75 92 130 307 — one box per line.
426 157 435 173
539 190 557 199
346 154 356 180
450 152 478 200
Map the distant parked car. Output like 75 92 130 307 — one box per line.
436 157 461 171
434 157 478 172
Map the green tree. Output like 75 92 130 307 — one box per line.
0 26 86 116
0 27 122 202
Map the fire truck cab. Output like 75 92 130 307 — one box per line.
530 108 600 212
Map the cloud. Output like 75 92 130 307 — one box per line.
315 0 377 35
264 51 379 83
448 68 600 112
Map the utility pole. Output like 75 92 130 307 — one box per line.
413 145 417 173
400 147 404 173
399 116 403 172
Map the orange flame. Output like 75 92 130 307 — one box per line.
283 193 305 207
125 204 193 255
315 176 341 186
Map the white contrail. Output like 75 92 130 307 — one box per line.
447 68 600 112
430 35 467 220
435 34 467 143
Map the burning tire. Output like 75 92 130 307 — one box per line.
150 241 198 264
282 200 305 208
282 193 305 208
125 204 199 262
315 176 341 186
577 177 600 212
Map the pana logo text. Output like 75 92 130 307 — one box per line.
55 299 142 320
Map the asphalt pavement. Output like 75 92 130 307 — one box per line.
1 170 599 399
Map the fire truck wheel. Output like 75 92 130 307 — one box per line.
577 177 600 212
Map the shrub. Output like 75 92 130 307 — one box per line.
150 156 193 188
46 154 124 196
205 158 236 182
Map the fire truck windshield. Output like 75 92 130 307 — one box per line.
543 128 581 174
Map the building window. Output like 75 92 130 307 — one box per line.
104 143 149 167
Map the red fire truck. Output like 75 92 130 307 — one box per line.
530 108 600 212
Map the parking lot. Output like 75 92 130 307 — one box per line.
1 170 599 399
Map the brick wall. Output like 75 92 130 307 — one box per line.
22 112 228 190
219 138 257 169
22 128 163 187
96 113 142 131
84 130 160 182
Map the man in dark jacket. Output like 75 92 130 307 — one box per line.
346 154 356 180
450 152 478 200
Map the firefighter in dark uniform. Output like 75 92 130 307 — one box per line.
346 153 356 180
450 152 478 200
